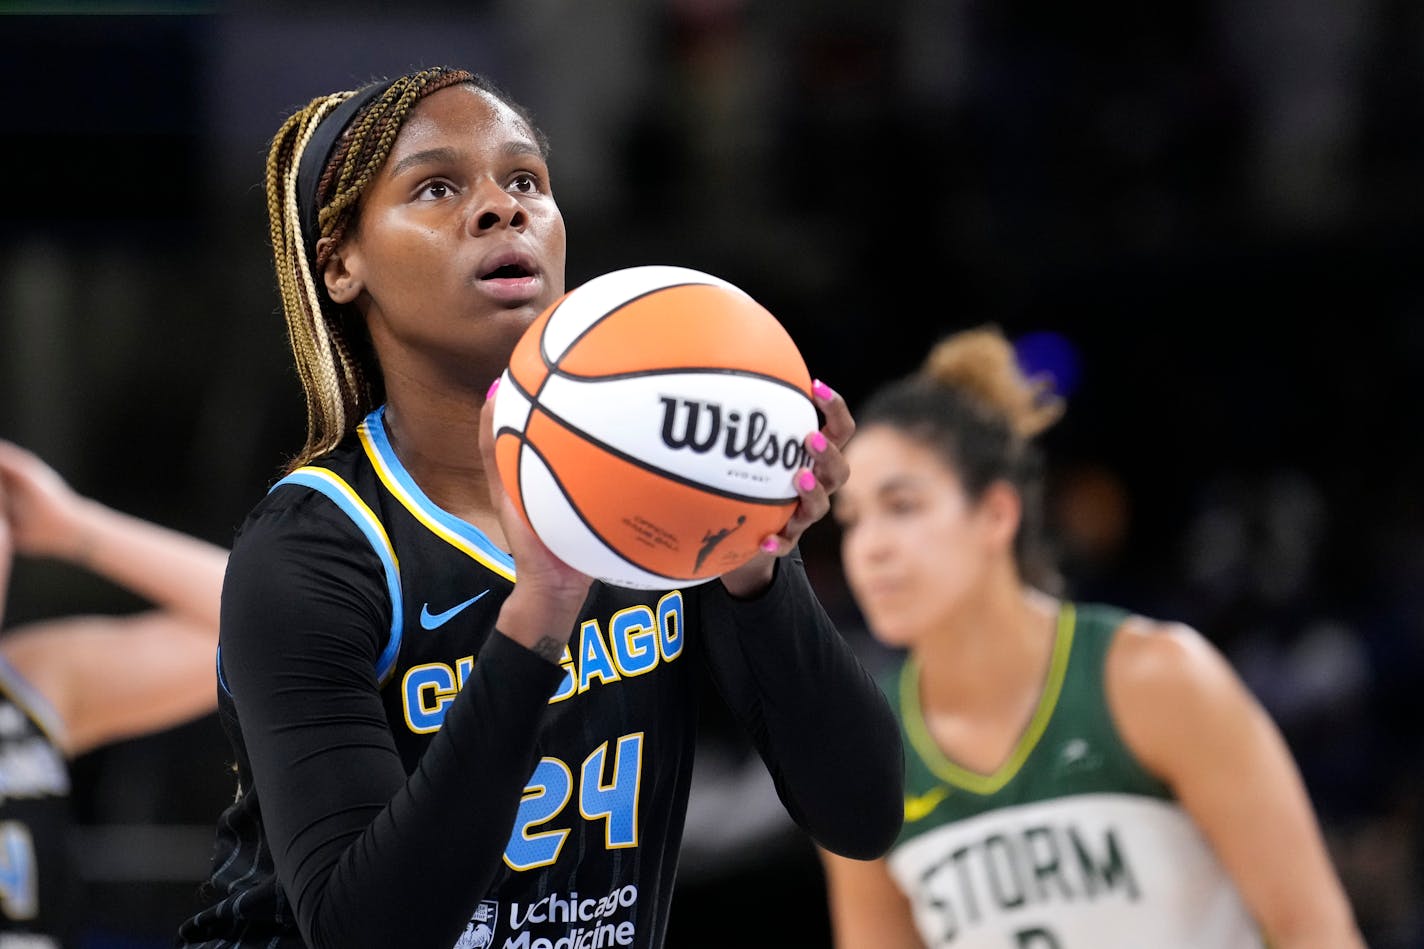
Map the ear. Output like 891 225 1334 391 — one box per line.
318 236 363 304
978 479 1023 554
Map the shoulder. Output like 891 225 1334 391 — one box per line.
0 644 67 743
1103 613 1251 780
1105 615 1237 694
223 467 392 626
233 456 377 558
1106 614 1213 680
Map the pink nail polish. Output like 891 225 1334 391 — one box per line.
812 379 835 401
809 431 828 453
760 537 780 553
797 470 817 492
486 377 501 400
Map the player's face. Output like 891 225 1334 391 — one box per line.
836 426 997 648
330 83 567 386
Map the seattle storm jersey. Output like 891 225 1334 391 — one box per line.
180 406 899 949
886 603 1263 948
0 655 75 948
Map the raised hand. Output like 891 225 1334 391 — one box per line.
0 440 90 562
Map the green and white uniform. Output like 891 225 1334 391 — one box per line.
886 602 1263 948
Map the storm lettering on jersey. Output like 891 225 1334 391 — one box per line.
913 822 1140 943
400 593 685 731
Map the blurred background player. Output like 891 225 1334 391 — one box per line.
0 439 227 946
817 326 1365 948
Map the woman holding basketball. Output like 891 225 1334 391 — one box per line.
817 326 1364 948
177 66 901 949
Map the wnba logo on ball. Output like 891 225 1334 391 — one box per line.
658 397 812 471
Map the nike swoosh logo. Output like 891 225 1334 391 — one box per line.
904 786 950 823
420 591 490 630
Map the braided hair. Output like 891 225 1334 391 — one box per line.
263 66 549 472
858 325 1067 594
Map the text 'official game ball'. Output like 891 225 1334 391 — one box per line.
492 265 818 590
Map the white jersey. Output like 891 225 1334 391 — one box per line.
888 793 1260 947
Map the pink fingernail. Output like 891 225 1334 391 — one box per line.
809 431 828 453
486 377 501 400
797 470 817 492
812 379 835 401
760 537 780 553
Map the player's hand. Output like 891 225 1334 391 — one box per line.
0 440 91 563
479 378 592 656
721 379 853 597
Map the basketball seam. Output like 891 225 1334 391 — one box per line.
536 281 707 402
512 428 692 583
543 365 811 393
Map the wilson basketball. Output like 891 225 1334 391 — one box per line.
492 265 817 590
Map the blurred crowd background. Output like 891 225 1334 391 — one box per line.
2 1 1421 946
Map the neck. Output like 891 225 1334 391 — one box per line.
381 379 501 539
915 580 1060 716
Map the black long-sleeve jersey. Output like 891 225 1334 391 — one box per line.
178 407 902 949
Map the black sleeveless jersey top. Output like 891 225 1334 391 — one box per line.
0 654 76 948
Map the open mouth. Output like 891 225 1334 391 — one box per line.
482 262 532 280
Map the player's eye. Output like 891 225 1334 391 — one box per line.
417 180 456 201
887 496 921 517
509 172 540 194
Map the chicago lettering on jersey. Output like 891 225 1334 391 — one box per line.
914 821 1140 943
403 593 686 734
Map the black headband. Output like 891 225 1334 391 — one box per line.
295 78 398 273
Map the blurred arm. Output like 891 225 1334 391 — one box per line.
818 848 925 949
0 439 227 628
0 439 229 755
1108 617 1366 949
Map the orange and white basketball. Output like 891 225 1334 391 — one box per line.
492 265 817 590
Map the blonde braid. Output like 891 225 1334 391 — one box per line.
263 67 523 473
265 93 352 470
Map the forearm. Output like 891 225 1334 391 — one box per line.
702 552 904 858
283 633 563 948
0 528 11 631
63 498 227 628
1265 923 1367 949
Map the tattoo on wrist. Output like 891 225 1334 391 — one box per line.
530 636 565 664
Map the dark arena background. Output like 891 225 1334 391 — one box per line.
2 2 1421 947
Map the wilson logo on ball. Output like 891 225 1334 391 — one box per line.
657 398 813 471
493 265 818 590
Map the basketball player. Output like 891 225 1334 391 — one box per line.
0 439 228 945
177 66 902 949
817 326 1365 948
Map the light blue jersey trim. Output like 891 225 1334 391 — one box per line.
0 652 68 747
272 467 405 685
216 645 229 696
360 407 517 581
